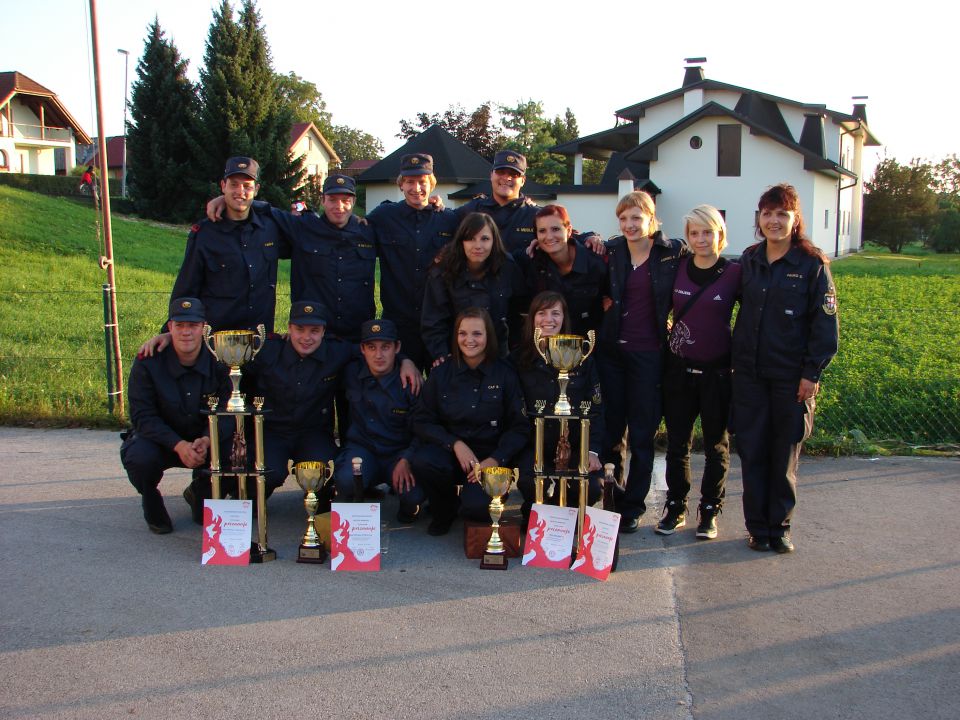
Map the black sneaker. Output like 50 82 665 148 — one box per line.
143 489 173 534
696 503 720 540
654 500 686 535
183 486 203 526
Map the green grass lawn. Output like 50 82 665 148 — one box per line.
1 185 957 453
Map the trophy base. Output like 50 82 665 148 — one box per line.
249 544 277 563
297 543 328 564
463 519 521 559
480 552 508 570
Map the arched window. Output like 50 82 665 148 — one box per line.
0 149 8 169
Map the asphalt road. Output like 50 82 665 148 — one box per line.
1 428 957 719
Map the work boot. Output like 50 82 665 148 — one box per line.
143 488 173 534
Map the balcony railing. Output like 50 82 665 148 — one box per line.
5 123 73 142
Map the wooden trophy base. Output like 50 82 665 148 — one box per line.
464 519 521 559
250 544 277 563
480 552 509 570
297 543 328 564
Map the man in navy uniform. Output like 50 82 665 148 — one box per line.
170 157 288 333
333 319 424 522
121 298 227 533
366 154 458 368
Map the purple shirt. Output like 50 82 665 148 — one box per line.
668 257 741 364
619 259 660 351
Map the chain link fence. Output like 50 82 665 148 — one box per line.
0 289 957 454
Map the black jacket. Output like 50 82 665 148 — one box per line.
732 242 838 382
599 232 686 347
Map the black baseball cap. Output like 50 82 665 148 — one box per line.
323 174 356 196
289 301 328 326
492 150 527 175
223 156 260 181
400 153 434 177
168 297 205 323
360 319 398 343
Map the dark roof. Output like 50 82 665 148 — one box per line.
89 136 125 169
359 125 491 184
347 159 377 171
0 70 92 144
623 101 857 179
550 122 641 160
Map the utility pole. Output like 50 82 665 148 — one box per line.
89 0 124 416
118 48 129 199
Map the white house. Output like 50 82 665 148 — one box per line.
551 61 880 256
0 71 91 176
289 121 339 183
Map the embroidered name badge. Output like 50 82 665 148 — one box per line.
490 420 499 427
822 286 838 315
518 227 535 233
323 374 337 382
784 309 795 316
392 408 407 415
786 272 803 279
264 242 274 247
487 385 500 390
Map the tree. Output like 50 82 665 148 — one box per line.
125 18 201 222
863 157 938 253
325 125 384 168
398 103 505 159
193 0 302 207
275 71 332 130
499 100 577 184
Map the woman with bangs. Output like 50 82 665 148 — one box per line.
511 291 604 525
656 205 741 541
410 308 528 537
421 212 527 367
598 191 686 534
513 204 609 337
731 184 838 554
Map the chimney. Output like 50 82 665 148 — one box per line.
852 95 869 124
683 57 706 114
683 57 706 87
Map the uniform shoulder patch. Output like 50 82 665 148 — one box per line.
191 224 201 233
822 285 838 315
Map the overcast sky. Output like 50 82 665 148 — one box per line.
4 0 952 176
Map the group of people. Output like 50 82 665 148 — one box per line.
121 148 838 555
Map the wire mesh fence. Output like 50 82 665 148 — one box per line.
1 290 957 453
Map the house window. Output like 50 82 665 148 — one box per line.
0 150 7 169
689 135 702 150
717 125 741 177
824 209 829 229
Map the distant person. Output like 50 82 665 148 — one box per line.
121 298 228 533
657 205 741 541
731 184 838 554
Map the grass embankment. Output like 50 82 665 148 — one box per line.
1 185 958 453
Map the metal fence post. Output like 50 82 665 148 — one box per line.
102 283 114 414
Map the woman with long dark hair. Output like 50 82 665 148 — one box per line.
731 184 838 554
421 212 526 366
409 307 528 536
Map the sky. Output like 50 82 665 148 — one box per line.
3 0 954 178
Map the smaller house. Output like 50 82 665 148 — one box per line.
85 136 125 181
290 121 339 183
0 71 91 175
359 124 491 208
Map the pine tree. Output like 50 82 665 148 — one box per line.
125 18 200 222
193 0 302 207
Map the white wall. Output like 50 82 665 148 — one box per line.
365 181 473 214
633 98 684 142
554 194 619 239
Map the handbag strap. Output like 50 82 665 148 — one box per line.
674 259 727 323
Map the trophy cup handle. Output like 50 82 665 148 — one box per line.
203 324 215 356
323 459 335 483
581 330 596 362
252 324 267 357
533 327 549 365
511 468 519 491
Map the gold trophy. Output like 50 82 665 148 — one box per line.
203 325 266 412
534 329 595 415
294 460 335 564
475 463 519 570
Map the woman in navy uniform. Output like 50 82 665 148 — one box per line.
421 213 527 366
512 204 609 337
410 307 528 536
511 291 604 524
731 184 838 554
657 205 742 540
598 191 686 533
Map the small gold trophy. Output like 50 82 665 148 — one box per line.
476 463 519 570
533 329 595 415
294 460 335 564
203 325 266 412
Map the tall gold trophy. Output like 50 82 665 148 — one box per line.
203 325 274 562
534 329 595 415
294 460 335 564
475 463 519 570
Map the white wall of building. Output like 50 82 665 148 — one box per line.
554 194 619 239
